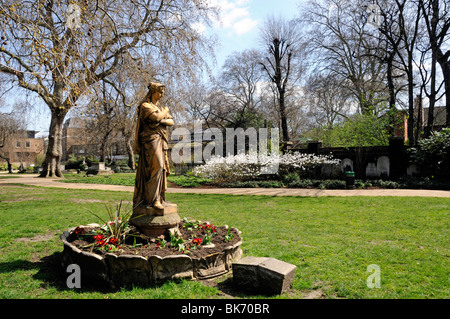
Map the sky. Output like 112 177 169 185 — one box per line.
3 0 306 136
206 0 304 72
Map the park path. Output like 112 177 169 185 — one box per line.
1 173 450 198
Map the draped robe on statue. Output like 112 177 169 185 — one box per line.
133 102 172 208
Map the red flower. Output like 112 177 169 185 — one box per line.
192 237 202 245
93 234 107 246
74 227 84 235
108 237 118 246
97 240 107 247
202 224 216 233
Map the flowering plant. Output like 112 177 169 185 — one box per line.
192 152 340 182
75 200 135 252
182 218 219 247
224 228 234 242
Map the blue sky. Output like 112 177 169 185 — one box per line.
206 0 304 71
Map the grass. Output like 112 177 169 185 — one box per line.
61 172 211 188
61 173 210 187
60 173 136 186
0 182 449 299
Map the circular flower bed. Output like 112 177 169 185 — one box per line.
60 218 243 288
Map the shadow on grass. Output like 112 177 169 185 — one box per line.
200 275 279 298
0 253 250 296
0 253 118 294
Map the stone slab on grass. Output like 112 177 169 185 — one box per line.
232 256 296 295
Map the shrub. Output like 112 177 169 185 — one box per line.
168 175 211 188
371 179 400 189
286 179 316 188
282 172 300 184
409 128 450 179
318 179 346 189
192 152 340 183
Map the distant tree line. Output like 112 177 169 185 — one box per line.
0 0 448 178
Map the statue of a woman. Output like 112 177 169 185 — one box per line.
133 82 174 210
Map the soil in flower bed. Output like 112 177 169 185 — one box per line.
67 221 242 259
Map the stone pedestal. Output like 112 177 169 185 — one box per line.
130 202 181 237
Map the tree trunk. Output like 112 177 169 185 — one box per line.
425 56 437 138
407 63 416 146
437 54 450 127
278 86 289 143
126 138 135 170
39 109 67 178
386 54 396 136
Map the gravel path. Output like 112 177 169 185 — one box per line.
1 173 449 198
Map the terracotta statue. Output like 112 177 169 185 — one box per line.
133 82 174 210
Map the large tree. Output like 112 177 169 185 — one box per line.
417 0 450 133
259 15 304 144
304 72 352 128
302 0 389 116
0 0 215 177
377 0 423 145
216 49 265 130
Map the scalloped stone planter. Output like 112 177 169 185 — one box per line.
60 228 243 288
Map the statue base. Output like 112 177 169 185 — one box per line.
130 202 181 237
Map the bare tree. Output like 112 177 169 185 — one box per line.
191 50 267 131
259 15 304 144
302 0 389 115
305 72 352 128
376 0 423 145
417 0 450 132
0 0 216 177
216 49 265 129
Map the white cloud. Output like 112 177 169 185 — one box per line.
222 7 249 28
233 17 259 35
208 0 258 36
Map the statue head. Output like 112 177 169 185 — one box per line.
147 82 165 100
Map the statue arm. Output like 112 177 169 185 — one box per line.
141 103 169 123
160 119 174 126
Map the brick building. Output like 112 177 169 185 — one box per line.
1 130 45 168
62 117 127 162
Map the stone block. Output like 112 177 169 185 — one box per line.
232 256 296 295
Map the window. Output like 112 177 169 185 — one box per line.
16 141 21 148
25 141 31 148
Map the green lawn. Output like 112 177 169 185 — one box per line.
60 172 137 186
60 172 211 188
0 183 448 299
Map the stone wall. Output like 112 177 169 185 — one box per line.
292 137 415 180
